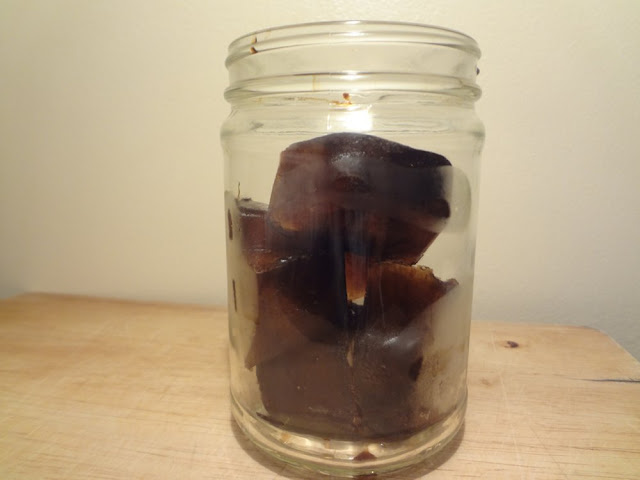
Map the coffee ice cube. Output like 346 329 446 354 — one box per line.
268 132 451 262
228 194 314 273
364 263 457 329
246 252 351 367
351 263 457 436
245 285 341 369
256 336 359 437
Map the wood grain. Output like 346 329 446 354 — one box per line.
0 294 638 479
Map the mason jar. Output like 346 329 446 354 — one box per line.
221 20 483 477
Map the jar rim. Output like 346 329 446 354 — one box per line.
226 20 480 68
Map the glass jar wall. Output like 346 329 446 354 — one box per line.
222 20 484 477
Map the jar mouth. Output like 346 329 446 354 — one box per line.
225 20 481 103
226 20 480 68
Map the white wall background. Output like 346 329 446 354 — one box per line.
1 1 639 358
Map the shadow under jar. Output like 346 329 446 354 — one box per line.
221 20 484 478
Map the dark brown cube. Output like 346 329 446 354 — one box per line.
268 132 451 264
256 337 359 438
351 263 458 437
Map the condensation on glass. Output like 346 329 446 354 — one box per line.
221 20 484 477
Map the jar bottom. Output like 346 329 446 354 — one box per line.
231 391 467 477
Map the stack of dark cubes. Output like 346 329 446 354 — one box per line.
228 132 457 439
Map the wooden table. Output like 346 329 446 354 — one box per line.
1 294 639 479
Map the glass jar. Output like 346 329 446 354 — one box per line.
221 20 483 477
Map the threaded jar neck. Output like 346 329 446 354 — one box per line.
225 20 481 103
